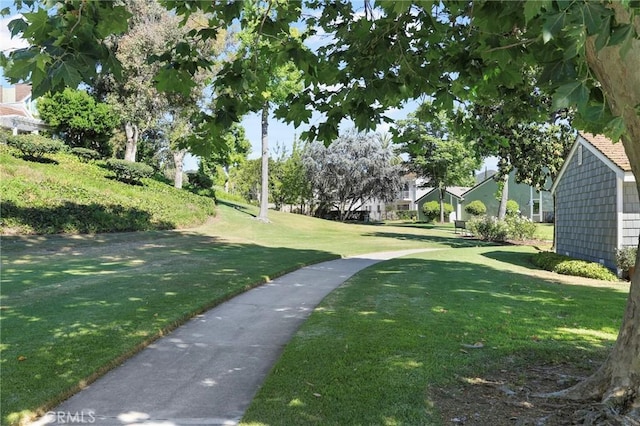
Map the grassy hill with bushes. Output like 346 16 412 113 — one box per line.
0 144 215 235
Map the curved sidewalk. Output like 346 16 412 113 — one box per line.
35 249 430 426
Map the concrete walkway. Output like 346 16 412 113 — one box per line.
35 249 429 426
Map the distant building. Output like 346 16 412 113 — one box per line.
361 174 430 221
461 170 553 222
0 84 46 134
416 186 470 222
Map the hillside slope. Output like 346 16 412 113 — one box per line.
0 145 215 235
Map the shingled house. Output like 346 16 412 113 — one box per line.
551 133 639 272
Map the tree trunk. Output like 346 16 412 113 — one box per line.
223 165 230 193
546 4 640 418
173 149 186 189
497 174 508 220
124 121 139 162
257 102 270 222
439 187 446 223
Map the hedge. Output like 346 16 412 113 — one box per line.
105 159 154 184
6 134 66 160
531 251 618 281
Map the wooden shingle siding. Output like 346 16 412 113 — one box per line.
555 142 618 269
622 183 640 247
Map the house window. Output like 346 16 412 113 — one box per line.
578 145 583 165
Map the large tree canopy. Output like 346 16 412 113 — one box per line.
395 109 479 222
2 0 640 420
37 88 118 157
302 131 402 221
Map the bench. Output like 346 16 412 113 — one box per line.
454 220 467 234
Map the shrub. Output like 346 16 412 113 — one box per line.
423 200 453 222
187 170 214 191
506 199 520 216
467 215 508 241
6 134 66 160
464 200 486 216
532 252 618 281
615 246 637 272
71 147 101 162
105 159 154 184
505 215 537 240
396 210 417 221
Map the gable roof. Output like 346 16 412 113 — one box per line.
462 170 504 197
0 104 30 118
551 132 633 194
416 186 471 202
581 132 631 172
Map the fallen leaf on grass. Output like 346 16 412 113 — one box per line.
461 342 484 349
17 355 27 361
313 393 322 398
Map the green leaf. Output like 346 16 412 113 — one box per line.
594 15 611 51
94 5 131 38
524 0 551 23
608 24 634 58
552 81 589 111
609 24 633 46
154 68 196 95
50 61 83 91
582 104 606 124
542 12 566 43
8 18 28 37
604 116 626 142
580 2 611 35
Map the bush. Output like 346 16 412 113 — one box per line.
506 199 520 216
505 215 537 240
423 200 453 222
467 215 509 241
464 200 486 216
396 210 417 221
105 159 154 184
71 147 101 162
6 134 66 160
615 246 637 271
532 252 618 281
186 170 214 191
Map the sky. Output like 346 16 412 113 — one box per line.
0 5 497 172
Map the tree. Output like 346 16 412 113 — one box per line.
396 109 479 222
228 158 262 204
269 140 313 212
279 138 313 213
200 123 251 193
4 0 640 418
302 131 402 221
93 0 181 162
233 3 304 221
37 88 118 157
453 94 575 219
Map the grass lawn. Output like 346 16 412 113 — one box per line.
0 147 215 234
1 203 477 425
534 223 554 241
241 245 627 425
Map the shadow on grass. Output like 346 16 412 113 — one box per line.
0 232 338 425
242 250 626 426
0 200 174 234
481 249 540 269
18 155 60 164
362 229 493 249
216 199 257 218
